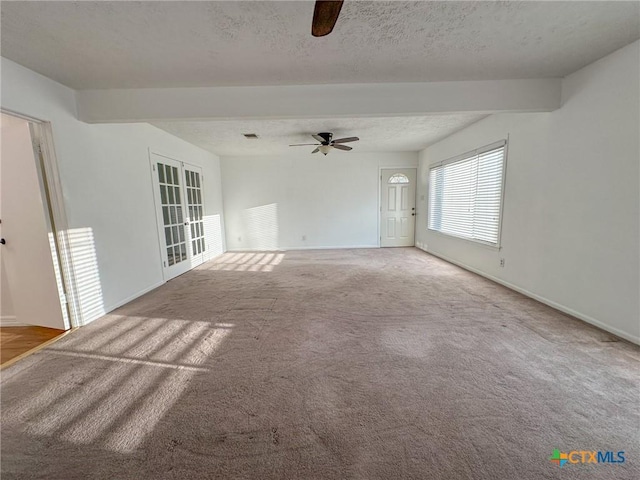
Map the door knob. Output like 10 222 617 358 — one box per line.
0 238 5 245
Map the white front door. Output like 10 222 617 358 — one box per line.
380 168 416 247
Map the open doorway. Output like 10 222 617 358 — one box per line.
0 112 72 365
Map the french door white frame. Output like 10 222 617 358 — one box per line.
149 150 206 281
377 166 418 248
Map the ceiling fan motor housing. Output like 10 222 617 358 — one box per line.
317 132 333 144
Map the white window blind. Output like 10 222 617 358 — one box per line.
428 141 506 246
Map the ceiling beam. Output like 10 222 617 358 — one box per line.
77 79 561 123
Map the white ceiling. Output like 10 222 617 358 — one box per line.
151 114 487 156
2 1 638 89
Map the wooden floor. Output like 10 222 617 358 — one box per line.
1 326 65 365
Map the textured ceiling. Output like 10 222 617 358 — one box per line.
151 114 487 156
2 1 639 89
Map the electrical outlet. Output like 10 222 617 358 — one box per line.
238 236 242 242
301 235 307 241
500 258 505 267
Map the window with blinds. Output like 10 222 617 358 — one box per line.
428 140 506 246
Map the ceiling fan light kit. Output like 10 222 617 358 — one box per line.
319 145 332 155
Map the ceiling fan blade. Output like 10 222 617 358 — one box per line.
312 1 344 37
333 144 352 151
312 134 326 143
289 143 321 146
311 147 320 154
332 136 359 144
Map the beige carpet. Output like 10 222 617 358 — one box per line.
1 248 639 479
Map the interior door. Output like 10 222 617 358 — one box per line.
380 168 416 247
151 154 191 280
0 113 66 329
183 164 206 267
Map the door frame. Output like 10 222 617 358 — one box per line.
377 166 418 248
1 108 78 329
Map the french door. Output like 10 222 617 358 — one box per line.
151 153 206 280
184 164 205 266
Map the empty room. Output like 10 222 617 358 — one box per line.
0 1 638 479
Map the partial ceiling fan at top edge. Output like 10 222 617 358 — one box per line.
312 1 344 37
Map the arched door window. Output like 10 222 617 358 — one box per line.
388 173 410 184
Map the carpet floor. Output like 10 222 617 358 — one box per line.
1 248 638 479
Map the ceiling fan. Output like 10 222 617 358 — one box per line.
312 1 344 37
290 132 360 155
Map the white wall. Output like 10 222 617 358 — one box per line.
1 58 226 326
221 152 418 250
416 41 640 343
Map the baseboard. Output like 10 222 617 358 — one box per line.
78 250 229 326
283 245 380 251
227 245 379 252
0 316 28 327
79 280 166 326
417 246 640 345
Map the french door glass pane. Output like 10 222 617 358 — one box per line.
158 162 187 266
185 169 206 256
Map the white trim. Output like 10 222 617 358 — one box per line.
81 280 166 326
417 245 640 345
105 253 228 315
428 139 507 169
148 148 168 281
496 134 510 249
227 245 379 252
0 316 29 327
30 123 75 329
102 280 165 314
148 148 187 164
75 250 228 326
0 108 46 123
